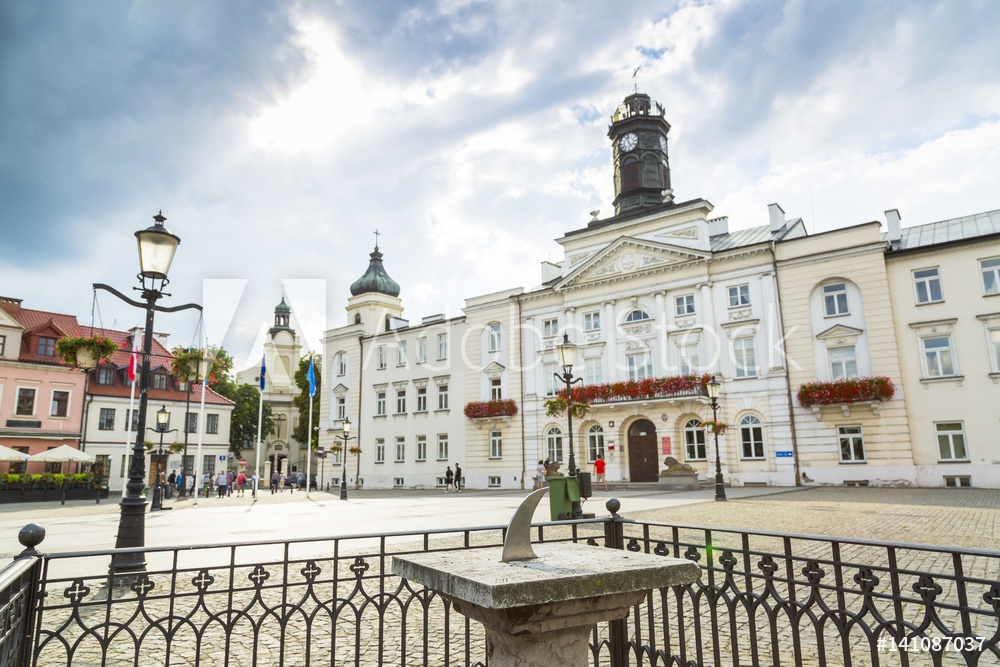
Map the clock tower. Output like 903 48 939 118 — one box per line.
608 92 673 215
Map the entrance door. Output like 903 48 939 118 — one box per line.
149 453 167 487
627 419 659 482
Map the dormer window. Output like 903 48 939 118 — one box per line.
37 336 56 356
624 309 651 323
96 366 115 385
152 373 168 390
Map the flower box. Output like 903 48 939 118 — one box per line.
463 399 518 419
557 374 711 405
796 376 895 407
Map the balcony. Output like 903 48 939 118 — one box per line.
797 376 895 417
463 399 518 428
559 374 711 406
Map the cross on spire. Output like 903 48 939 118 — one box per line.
374 229 380 250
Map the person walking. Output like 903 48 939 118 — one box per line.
215 471 227 498
444 466 454 493
226 470 235 497
454 463 462 492
535 460 545 490
176 471 185 498
236 471 247 497
202 471 212 496
270 471 279 494
278 472 286 492
251 471 260 498
167 470 176 499
593 455 608 491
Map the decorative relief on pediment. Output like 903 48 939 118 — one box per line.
729 308 753 321
584 333 601 343
625 339 650 351
640 254 667 267
675 318 696 329
657 226 698 240
621 323 652 336
593 262 620 277
621 253 636 270
569 254 588 267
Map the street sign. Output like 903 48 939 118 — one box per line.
775 451 794 458
240 459 247 465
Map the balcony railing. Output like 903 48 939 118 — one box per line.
463 399 518 420
558 374 711 406
797 376 895 407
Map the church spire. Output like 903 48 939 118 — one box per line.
350 245 401 297
268 296 294 338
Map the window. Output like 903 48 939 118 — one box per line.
490 430 503 459
490 378 502 400
377 346 387 369
417 338 427 363
10 446 28 474
585 357 603 384
394 477 404 488
838 425 865 462
546 427 563 463
177 381 189 392
375 391 387 416
416 435 427 461
437 384 449 410
624 309 651 323
588 425 605 463
544 363 559 396
15 388 35 416
584 311 600 331
684 419 706 460
375 439 385 463
185 412 197 433
182 454 194 476
922 335 956 377
395 389 406 414
437 434 449 460
98 407 115 430
96 366 115 385
728 284 750 307
732 337 757 378
152 374 168 390
981 257 1000 295
913 268 943 304
823 283 849 316
627 352 652 381
740 415 764 459
203 455 215 476
488 476 501 488
0 334 5 356
829 346 858 380
991 329 1000 371
416 387 427 412
37 336 56 356
936 422 968 461
395 437 405 462
679 344 699 375
397 341 407 366
675 294 695 317
126 409 139 431
337 354 347 376
206 414 219 434
543 319 559 337
336 396 347 420
50 390 69 417
489 324 501 352
944 475 971 488
437 334 448 360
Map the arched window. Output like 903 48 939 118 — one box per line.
546 427 563 463
336 353 347 376
684 418 706 460
354 313 361 324
624 309 651 323
740 415 764 459
587 425 605 463
621 157 639 191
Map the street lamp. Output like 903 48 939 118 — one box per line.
706 376 726 502
94 212 201 575
338 419 355 501
555 334 584 519
147 406 178 511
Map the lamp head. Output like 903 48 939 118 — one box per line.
343 418 351 436
556 333 576 372
156 405 170 430
135 211 181 281
706 376 721 400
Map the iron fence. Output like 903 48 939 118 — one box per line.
0 501 997 666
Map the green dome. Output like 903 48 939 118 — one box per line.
350 248 400 297
274 297 291 314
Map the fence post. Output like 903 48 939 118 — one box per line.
1 524 45 667
603 499 629 667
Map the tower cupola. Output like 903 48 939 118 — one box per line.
268 297 294 338
607 92 673 215
350 247 400 297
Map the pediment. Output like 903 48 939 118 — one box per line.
0 308 23 330
816 324 864 340
332 383 349 395
555 237 709 289
25 319 70 338
483 361 506 374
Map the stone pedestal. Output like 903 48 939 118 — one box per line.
658 473 699 490
393 542 700 667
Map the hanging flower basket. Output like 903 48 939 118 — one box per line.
348 446 362 455
170 348 204 382
169 442 185 454
543 397 591 419
55 335 120 369
701 420 728 435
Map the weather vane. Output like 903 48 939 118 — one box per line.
632 66 640 93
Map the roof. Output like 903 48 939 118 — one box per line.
350 247 401 297
80 326 174 368
1 305 82 364
86 380 235 406
710 224 775 252
887 209 1000 251
562 198 708 238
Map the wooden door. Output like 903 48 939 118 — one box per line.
628 420 659 482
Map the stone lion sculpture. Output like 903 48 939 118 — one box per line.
661 456 695 474
544 461 563 477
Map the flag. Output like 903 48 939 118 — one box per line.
259 355 266 391
307 355 316 397
127 334 139 383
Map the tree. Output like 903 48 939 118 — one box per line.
215 382 274 459
292 354 321 450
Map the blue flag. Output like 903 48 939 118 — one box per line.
259 355 266 391
307 355 316 397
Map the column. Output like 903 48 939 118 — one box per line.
603 300 617 382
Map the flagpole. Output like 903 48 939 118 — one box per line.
306 354 314 498
254 354 265 499
193 335 209 506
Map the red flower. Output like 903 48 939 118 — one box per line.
797 377 895 407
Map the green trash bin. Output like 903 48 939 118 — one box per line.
546 476 573 521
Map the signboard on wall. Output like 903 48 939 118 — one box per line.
775 451 794 458
661 437 671 455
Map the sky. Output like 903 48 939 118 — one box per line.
2 0 998 372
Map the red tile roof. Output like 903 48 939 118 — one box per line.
3 306 82 366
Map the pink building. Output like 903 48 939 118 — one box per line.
0 297 88 475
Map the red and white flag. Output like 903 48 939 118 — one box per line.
127 334 139 382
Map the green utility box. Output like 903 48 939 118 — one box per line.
546 476 581 521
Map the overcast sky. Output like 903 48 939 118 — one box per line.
2 0 998 371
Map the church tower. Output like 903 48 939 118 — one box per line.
608 92 673 215
346 245 404 336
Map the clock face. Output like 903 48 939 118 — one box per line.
619 132 638 152
659 136 668 153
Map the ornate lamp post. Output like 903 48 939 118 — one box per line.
148 405 178 511
555 334 584 520
338 419 355 501
707 377 727 502
94 212 201 574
